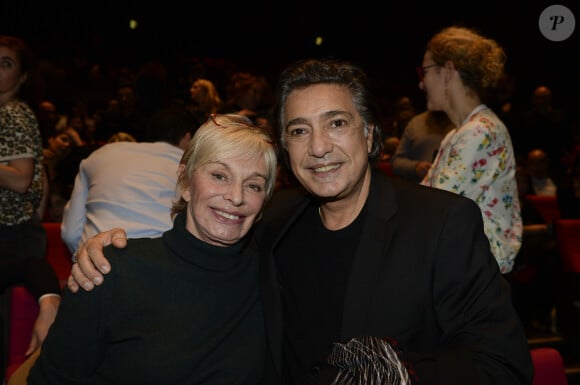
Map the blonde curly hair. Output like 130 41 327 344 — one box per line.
426 26 506 96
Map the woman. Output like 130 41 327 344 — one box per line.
187 78 223 126
41 129 76 222
27 114 278 384
419 26 522 274
0 35 61 365
0 35 46 256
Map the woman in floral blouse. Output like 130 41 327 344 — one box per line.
418 26 522 274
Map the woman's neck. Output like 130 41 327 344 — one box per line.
448 95 482 128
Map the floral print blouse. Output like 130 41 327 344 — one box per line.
421 105 522 274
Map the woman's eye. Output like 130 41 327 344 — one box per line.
247 183 264 192
212 172 226 181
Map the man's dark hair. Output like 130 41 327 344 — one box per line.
143 105 197 145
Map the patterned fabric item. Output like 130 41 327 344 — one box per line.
420 105 522 274
327 336 410 385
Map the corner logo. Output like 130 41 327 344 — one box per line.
539 5 575 41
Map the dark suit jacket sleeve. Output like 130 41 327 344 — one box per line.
408 197 533 385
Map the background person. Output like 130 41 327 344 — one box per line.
61 105 196 254
391 110 454 183
418 26 522 274
0 35 46 258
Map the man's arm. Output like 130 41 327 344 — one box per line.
61 166 90 254
67 228 128 292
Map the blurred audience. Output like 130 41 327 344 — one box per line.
107 131 137 143
42 130 76 222
186 78 223 126
391 110 454 183
557 153 580 219
386 95 416 138
509 165 560 332
95 82 139 143
223 72 274 130
513 85 575 179
525 148 557 196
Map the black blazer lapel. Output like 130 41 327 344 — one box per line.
258 188 311 380
341 172 398 337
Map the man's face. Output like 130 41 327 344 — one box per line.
282 83 373 201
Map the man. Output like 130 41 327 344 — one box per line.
61 105 195 254
69 59 532 385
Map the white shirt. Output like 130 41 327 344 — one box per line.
61 141 183 254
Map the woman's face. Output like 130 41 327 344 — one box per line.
418 51 445 112
189 81 207 102
0 46 25 99
48 133 73 157
180 153 269 247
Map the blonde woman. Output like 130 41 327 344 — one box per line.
28 115 277 384
419 26 522 274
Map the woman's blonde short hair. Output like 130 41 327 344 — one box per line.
171 114 278 217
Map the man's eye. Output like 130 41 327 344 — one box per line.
330 119 347 128
288 128 306 136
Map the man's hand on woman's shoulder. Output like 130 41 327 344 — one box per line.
67 229 128 292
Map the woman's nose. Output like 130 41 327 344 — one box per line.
225 183 244 206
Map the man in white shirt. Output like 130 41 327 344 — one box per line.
61 105 196 254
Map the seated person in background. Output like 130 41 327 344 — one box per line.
27 114 278 384
557 153 580 219
376 136 399 176
526 148 557 196
379 136 400 162
61 105 195 255
106 131 136 143
508 166 559 331
42 129 77 222
186 78 223 126
391 110 454 183
0 254 61 356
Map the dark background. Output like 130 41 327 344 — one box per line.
1 0 578 112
